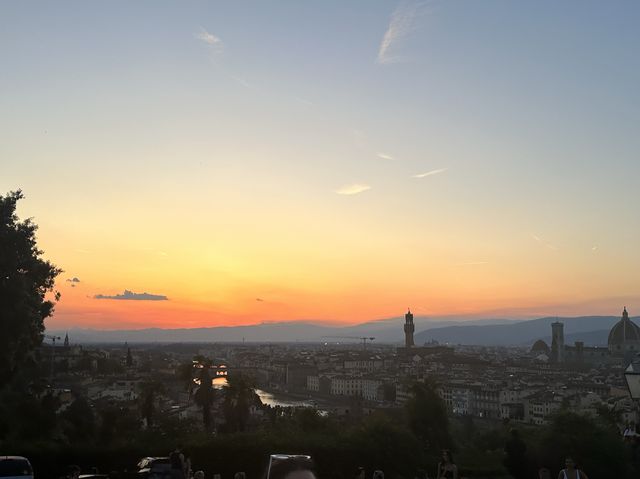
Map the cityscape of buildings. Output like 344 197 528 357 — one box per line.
39 308 640 434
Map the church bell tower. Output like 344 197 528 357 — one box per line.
404 309 415 348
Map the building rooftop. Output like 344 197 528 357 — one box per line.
531 339 550 353
608 307 640 346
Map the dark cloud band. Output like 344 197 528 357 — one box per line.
94 289 168 301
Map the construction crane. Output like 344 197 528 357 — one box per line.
322 336 375 350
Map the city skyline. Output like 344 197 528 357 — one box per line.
3 1 640 329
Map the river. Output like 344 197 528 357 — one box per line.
254 388 320 408
212 376 318 408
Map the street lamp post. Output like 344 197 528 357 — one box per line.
624 354 640 400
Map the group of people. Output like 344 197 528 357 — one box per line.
537 457 590 479
167 448 313 479
435 451 590 479
163 448 589 479
376 450 588 479
169 447 249 479
169 446 191 479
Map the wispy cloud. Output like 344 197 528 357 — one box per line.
376 153 395 160
457 261 489 266
231 75 251 88
412 168 447 178
194 28 253 90
195 28 222 47
532 234 558 251
94 290 169 301
377 2 425 64
336 184 372 195
294 97 314 106
66 277 81 283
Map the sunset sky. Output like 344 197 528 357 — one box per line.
3 1 640 330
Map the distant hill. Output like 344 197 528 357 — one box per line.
50 315 627 346
50 316 518 344
55 322 338 344
413 316 626 346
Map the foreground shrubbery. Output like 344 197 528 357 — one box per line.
6 405 640 479
9 416 435 479
448 411 640 479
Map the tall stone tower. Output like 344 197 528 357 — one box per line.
551 321 564 363
63 332 69 348
404 309 415 348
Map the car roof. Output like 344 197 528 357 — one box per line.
0 458 30 462
138 457 170 469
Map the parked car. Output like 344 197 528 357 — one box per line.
265 455 312 479
137 458 171 479
0 457 34 479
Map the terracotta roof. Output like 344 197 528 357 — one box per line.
531 339 550 353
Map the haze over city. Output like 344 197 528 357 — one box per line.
3 1 640 330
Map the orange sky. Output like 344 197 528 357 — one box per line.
25 179 640 330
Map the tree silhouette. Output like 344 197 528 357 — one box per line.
98 403 140 445
62 395 96 443
139 380 165 428
40 391 60 438
294 407 327 432
405 380 452 450
533 411 630 479
193 364 215 432
177 361 196 390
0 190 61 387
223 373 257 433
504 429 527 479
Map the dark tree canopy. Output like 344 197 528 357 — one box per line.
62 395 96 442
223 372 257 433
504 429 528 479
193 366 214 431
533 411 631 479
405 380 452 451
138 380 164 428
0 190 61 387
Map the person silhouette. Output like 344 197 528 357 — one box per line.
436 450 457 479
557 457 589 479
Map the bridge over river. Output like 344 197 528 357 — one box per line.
206 365 325 410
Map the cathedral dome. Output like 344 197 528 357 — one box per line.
608 307 640 350
531 339 550 353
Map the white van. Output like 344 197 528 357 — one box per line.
0 457 34 479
